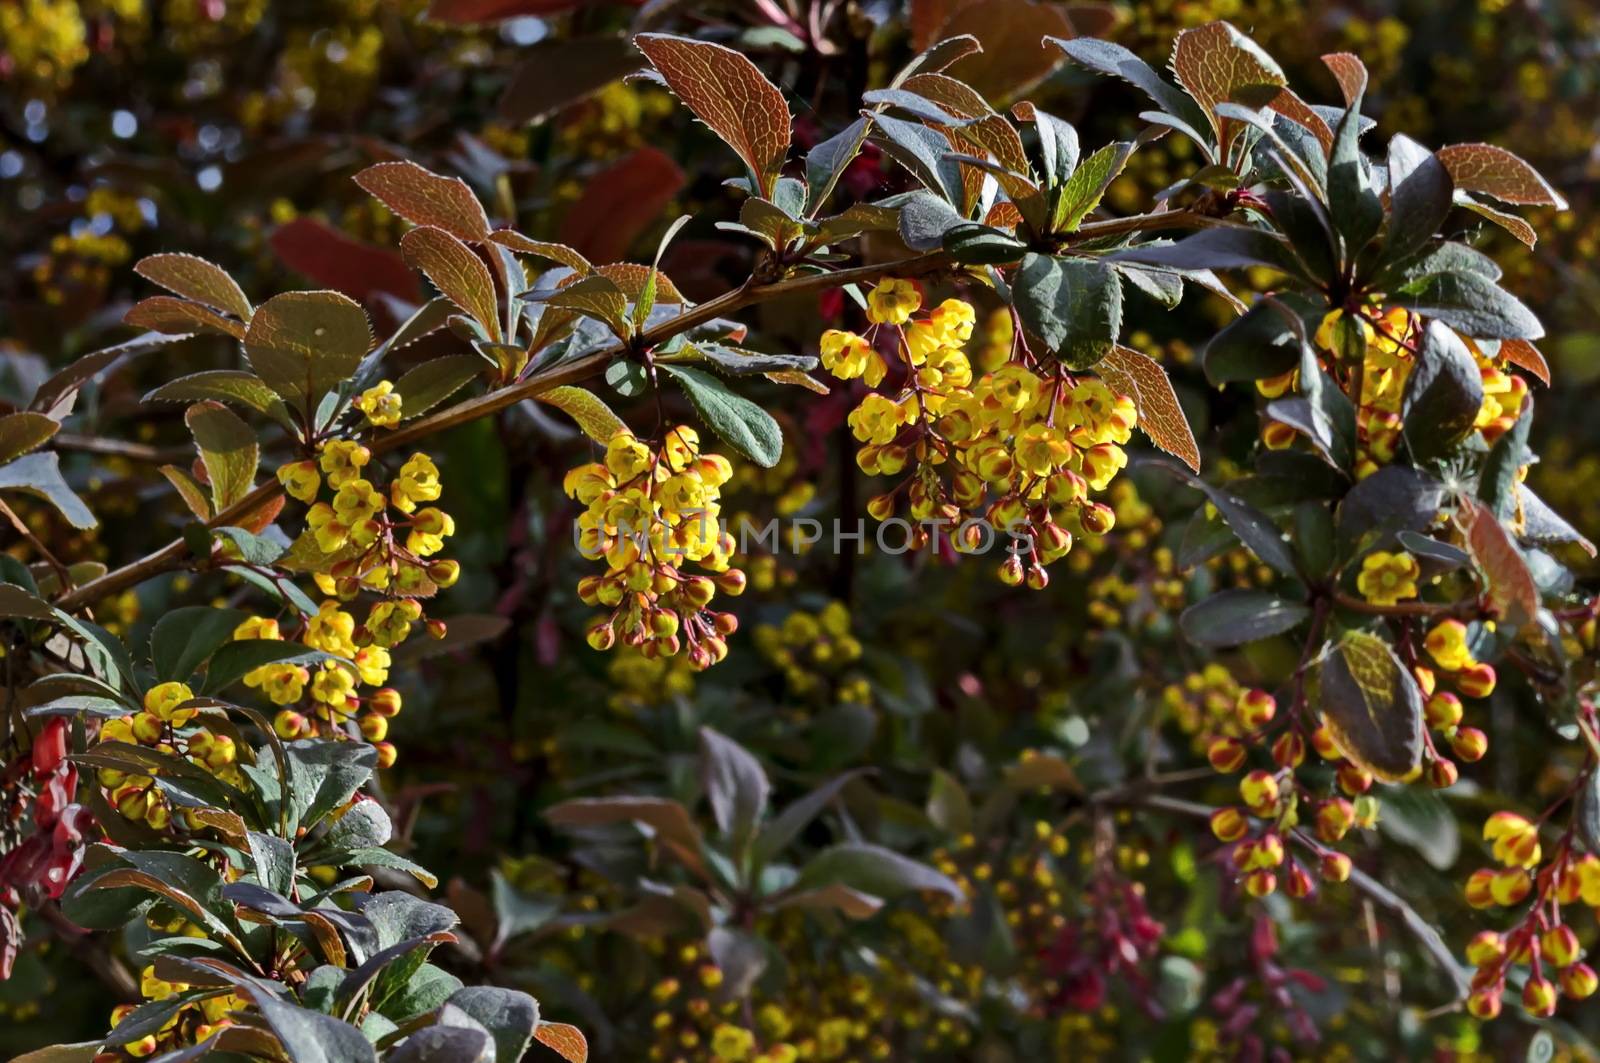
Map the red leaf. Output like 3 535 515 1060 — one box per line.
558 147 686 266
1437 143 1568 209
1320 52 1368 106
1098 346 1201 472
269 218 420 304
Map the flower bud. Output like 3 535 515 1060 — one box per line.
1284 862 1314 898
1523 975 1558 1017
1336 763 1372 795
1316 799 1355 843
1451 727 1488 762
1424 692 1463 731
1238 770 1280 815
1271 731 1305 769
1210 807 1248 843
426 559 460 587
1243 869 1276 898
586 620 617 651
374 741 397 769
359 714 388 742
1458 662 1497 699
1318 851 1352 883
1236 689 1276 729
426 619 448 640
1561 963 1598 1000
1428 759 1459 789
1466 930 1507 967
1207 736 1246 774
1542 925 1581 968
1310 725 1341 760
369 688 402 717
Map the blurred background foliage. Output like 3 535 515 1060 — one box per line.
4 0 1600 1059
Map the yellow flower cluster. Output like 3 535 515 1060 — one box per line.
1463 833 1600 1019
822 281 1135 589
94 681 240 830
108 968 244 1057
565 427 744 669
752 602 870 705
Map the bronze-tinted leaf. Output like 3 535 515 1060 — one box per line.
125 296 245 340
1437 143 1568 209
635 33 791 196
1098 346 1200 471
1463 497 1539 633
535 275 630 339
489 231 592 275
593 262 684 306
135 253 252 321
354 160 491 243
1171 22 1286 151
1459 196 1538 248
533 1023 588 1063
1500 338 1551 387
401 226 503 342
242 291 373 409
1319 52 1368 106
1315 629 1423 782
1266 87 1333 154
144 370 291 423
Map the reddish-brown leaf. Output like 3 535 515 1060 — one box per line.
533 1022 588 1063
354 160 491 243
1500 338 1551 387
1463 498 1539 634
125 296 245 340
135 253 252 321
269 218 420 304
1266 87 1333 155
558 147 686 265
490 231 593 274
1320 52 1368 106
1437 143 1568 209
1098 346 1201 472
634 33 790 196
400 226 503 342
910 0 955 51
939 0 1076 101
593 262 685 306
1171 21 1286 149
1461 197 1538 248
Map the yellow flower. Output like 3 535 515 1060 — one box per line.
304 601 357 657
1356 550 1420 606
1424 619 1474 672
391 453 442 514
310 663 356 705
866 277 920 325
711 1023 755 1062
406 507 454 557
355 380 403 427
277 459 321 503
604 432 653 481
846 393 911 445
819 329 885 386
318 439 371 488
143 681 197 726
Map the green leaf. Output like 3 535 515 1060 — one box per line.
151 606 250 683
0 412 59 465
1201 295 1315 383
699 726 770 854
1052 140 1133 232
1402 321 1483 462
446 987 540 1063
1327 96 1383 258
244 291 374 413
535 386 626 443
393 355 483 420
184 402 257 511
1160 462 1300 577
0 452 96 528
868 112 964 204
795 843 963 901
288 739 378 832
527 276 630 340
1044 37 1210 150
1391 270 1543 340
1178 589 1310 648
252 994 377 1063
1313 629 1424 782
1012 253 1122 370
660 364 783 468
144 370 292 426
682 343 818 376
941 223 1029 265
1112 226 1306 278
1382 134 1454 268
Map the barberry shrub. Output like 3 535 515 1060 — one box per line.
0 7 1595 1061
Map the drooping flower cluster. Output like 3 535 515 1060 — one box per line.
93 681 243 832
566 426 744 669
821 280 1136 589
106 968 245 1058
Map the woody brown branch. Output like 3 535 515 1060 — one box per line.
54 207 1219 614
